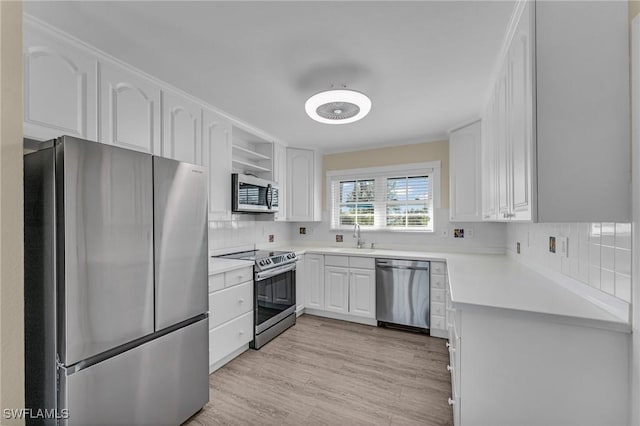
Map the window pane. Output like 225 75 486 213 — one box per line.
386 215 406 227
407 176 428 201
356 180 375 202
358 216 374 226
340 215 355 226
387 177 406 201
407 215 430 227
339 181 356 203
357 204 374 215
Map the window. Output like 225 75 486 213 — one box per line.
328 162 439 232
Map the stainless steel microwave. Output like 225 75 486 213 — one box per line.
232 173 279 213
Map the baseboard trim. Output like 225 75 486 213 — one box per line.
304 309 377 326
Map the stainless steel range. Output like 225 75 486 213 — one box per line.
218 250 297 349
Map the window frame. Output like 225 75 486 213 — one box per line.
326 161 441 233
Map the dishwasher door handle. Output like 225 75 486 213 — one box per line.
376 264 429 271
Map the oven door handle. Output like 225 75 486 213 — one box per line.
256 262 296 281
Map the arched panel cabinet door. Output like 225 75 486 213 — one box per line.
23 20 97 141
161 90 202 165
100 63 161 155
202 107 232 220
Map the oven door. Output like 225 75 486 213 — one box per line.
255 263 296 334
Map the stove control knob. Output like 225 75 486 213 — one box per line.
265 259 272 264
258 260 265 266
288 253 296 259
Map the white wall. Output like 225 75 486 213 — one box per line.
290 208 506 253
506 222 632 303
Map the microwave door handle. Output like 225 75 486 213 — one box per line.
266 184 273 209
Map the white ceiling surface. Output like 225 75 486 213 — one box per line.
25 1 515 152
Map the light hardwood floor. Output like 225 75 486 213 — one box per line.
186 314 453 426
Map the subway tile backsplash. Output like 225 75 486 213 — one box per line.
208 215 292 256
506 222 632 303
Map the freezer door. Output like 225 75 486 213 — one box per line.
154 156 208 330
60 137 154 366
61 317 209 426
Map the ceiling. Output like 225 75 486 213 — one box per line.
25 1 516 152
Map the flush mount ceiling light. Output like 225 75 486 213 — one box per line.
305 88 371 124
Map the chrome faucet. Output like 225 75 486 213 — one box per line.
354 223 365 249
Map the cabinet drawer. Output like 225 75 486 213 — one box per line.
208 311 253 366
431 288 445 303
208 281 253 329
431 274 446 290
224 266 253 288
324 255 349 267
431 262 446 275
431 315 445 330
431 301 445 317
208 273 225 293
349 256 374 269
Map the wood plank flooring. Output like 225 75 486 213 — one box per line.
185 314 453 426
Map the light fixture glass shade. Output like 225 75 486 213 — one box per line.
305 89 371 124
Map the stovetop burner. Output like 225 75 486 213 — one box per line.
217 249 296 271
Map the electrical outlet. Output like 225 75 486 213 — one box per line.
517 242 521 254
441 229 448 238
549 236 556 254
467 228 474 238
558 236 569 258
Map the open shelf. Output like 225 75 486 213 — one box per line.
232 144 271 161
232 159 272 174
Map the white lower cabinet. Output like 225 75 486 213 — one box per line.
349 268 376 318
307 255 376 325
208 265 254 373
295 255 305 314
445 287 629 426
305 254 325 310
324 266 349 314
430 261 448 338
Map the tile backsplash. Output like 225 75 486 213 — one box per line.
506 222 631 303
208 215 292 255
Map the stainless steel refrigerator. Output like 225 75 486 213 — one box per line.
24 136 209 426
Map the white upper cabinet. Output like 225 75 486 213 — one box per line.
535 0 629 222
161 90 202 165
100 63 161 155
202 108 232 220
23 20 97 141
286 147 322 222
449 120 482 222
481 0 629 222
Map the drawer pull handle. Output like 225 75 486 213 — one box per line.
447 365 453 372
446 342 451 348
239 330 245 335
448 398 455 406
238 298 245 303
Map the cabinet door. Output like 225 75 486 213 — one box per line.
495 70 511 220
273 143 287 221
202 108 232 220
481 97 498 220
162 90 202 164
295 256 305 313
100 63 161 154
507 2 534 222
24 22 97 141
349 268 375 318
305 254 325 310
286 148 314 221
450 121 482 222
324 266 349 314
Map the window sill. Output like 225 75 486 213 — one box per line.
329 227 435 234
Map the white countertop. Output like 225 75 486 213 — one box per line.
208 257 253 275
274 245 631 333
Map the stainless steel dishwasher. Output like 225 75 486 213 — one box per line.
376 259 430 330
